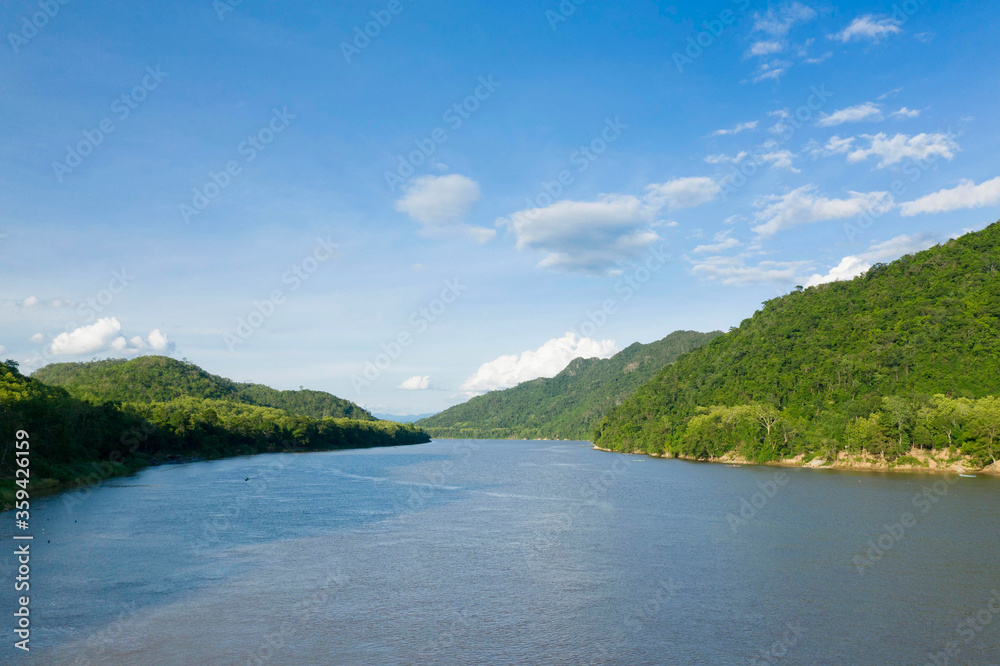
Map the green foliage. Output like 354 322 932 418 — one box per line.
1 358 428 509
417 331 722 440
32 355 375 420
594 220 1000 468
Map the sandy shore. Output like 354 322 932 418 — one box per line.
591 445 1000 476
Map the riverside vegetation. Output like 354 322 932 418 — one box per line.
0 356 429 508
593 221 1000 471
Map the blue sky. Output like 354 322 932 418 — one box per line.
2 0 999 416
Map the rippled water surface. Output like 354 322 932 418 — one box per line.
2 440 999 664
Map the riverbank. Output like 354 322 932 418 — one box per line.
592 445 1000 476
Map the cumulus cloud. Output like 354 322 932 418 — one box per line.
498 177 718 275
48 318 172 356
398 375 431 390
22 296 38 307
808 135 856 158
460 332 617 393
0 345 5 355
498 195 659 275
816 102 883 127
847 132 959 168
29 333 44 343
644 177 721 210
710 121 758 136
752 185 894 237
395 174 495 243
891 107 920 119
758 149 800 172
705 152 748 165
832 15 902 42
805 233 940 287
745 41 784 58
752 59 792 83
900 176 1000 216
49 318 125 356
753 2 817 37
690 255 812 285
692 230 741 254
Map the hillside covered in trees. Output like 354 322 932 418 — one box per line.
1 358 428 508
418 330 721 440
594 221 1000 469
33 355 374 420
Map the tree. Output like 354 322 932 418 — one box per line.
970 396 1000 463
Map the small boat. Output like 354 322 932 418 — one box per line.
959 474 976 478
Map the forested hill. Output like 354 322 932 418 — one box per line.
417 330 722 440
32 356 374 420
2 359 427 509
594 221 1000 467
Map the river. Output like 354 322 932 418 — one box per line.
2 439 998 664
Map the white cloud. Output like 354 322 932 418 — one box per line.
767 109 791 134
805 233 940 287
147 329 170 351
847 132 959 168
752 185 895 236
758 149 800 172
395 174 495 243
804 256 870 288
22 296 38 307
753 2 817 37
460 332 617 393
816 102 883 127
644 177 721 210
900 176 1000 216
832 15 902 43
809 135 856 157
49 318 125 356
891 107 920 119
29 333 43 343
692 230 741 254
48 319 172 356
803 52 832 64
0 345 5 355
752 60 791 83
498 195 660 275
498 177 717 275
711 121 758 136
395 174 479 224
398 375 431 390
745 41 784 58
690 255 812 285
705 152 748 165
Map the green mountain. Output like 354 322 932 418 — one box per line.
32 355 374 420
594 221 1000 468
1 358 428 508
418 330 722 440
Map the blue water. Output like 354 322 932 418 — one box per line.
2 440 998 664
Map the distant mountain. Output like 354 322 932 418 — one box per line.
374 413 435 423
417 330 722 440
594 221 1000 468
32 355 374 420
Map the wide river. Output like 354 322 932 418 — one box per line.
2 440 999 664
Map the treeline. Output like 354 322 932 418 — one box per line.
0 360 428 508
594 220 1000 468
647 396 998 467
